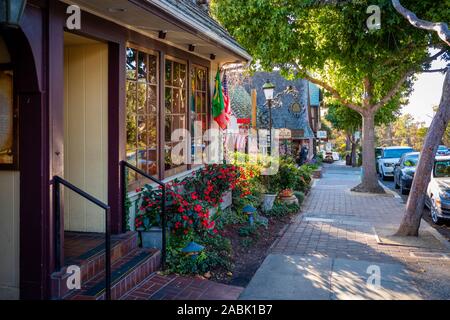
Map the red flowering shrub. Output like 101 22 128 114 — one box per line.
184 164 240 208
134 179 218 236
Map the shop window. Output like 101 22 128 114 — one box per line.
126 47 158 186
164 58 187 176
190 65 208 165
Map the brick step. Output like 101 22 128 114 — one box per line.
51 231 139 299
67 248 161 300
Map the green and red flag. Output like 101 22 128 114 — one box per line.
212 69 230 130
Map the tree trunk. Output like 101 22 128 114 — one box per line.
396 71 450 236
352 112 385 193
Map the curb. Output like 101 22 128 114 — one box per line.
421 219 450 251
378 182 450 250
378 181 401 199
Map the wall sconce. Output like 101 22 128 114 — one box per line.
158 30 167 39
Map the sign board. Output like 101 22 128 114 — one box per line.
317 131 327 139
279 128 292 139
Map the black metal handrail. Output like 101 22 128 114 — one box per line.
52 176 112 300
120 161 167 269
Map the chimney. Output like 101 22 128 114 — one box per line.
195 0 210 12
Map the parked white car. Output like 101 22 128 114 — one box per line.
377 146 414 180
426 156 450 225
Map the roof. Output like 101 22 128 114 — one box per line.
154 0 252 61
309 82 321 106
242 71 315 138
229 85 252 120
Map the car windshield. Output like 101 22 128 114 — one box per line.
403 155 419 167
383 149 414 159
434 160 450 178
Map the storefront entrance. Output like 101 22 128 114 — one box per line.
63 33 108 233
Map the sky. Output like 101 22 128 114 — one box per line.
402 54 447 126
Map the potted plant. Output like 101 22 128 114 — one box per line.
135 185 168 249
261 174 279 212
277 160 300 204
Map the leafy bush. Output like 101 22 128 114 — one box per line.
166 232 232 275
214 208 248 229
294 191 305 205
265 202 300 218
135 182 216 236
238 225 258 237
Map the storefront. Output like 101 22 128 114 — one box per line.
0 0 250 300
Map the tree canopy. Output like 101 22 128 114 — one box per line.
211 0 449 114
325 101 400 133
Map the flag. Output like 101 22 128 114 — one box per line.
212 69 230 130
222 71 231 124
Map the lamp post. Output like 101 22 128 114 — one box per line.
262 80 275 156
0 0 27 28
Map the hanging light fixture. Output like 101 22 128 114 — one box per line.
0 0 27 28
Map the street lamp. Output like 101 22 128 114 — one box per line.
0 0 27 28
262 80 275 155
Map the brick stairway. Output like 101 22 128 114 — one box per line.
51 231 244 300
51 232 161 300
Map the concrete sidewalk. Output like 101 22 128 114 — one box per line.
240 162 450 300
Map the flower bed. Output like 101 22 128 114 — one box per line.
128 155 314 279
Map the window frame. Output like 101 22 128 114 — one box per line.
125 44 160 189
125 44 211 185
163 55 189 178
189 63 210 169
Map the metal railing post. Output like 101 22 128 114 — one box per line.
54 177 61 272
52 176 111 300
161 185 167 270
120 161 167 270
105 207 111 300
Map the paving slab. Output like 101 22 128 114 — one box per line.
331 258 422 300
239 254 333 300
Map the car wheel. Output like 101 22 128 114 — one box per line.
430 198 444 225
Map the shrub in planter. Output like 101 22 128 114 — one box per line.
264 202 300 218
166 231 232 275
135 181 218 248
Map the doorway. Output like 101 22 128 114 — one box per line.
63 33 108 233
0 35 19 300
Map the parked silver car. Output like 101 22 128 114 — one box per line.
377 146 415 180
426 156 450 224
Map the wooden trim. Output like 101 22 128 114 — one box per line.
165 54 187 66
158 52 166 180
187 60 193 170
125 42 158 57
